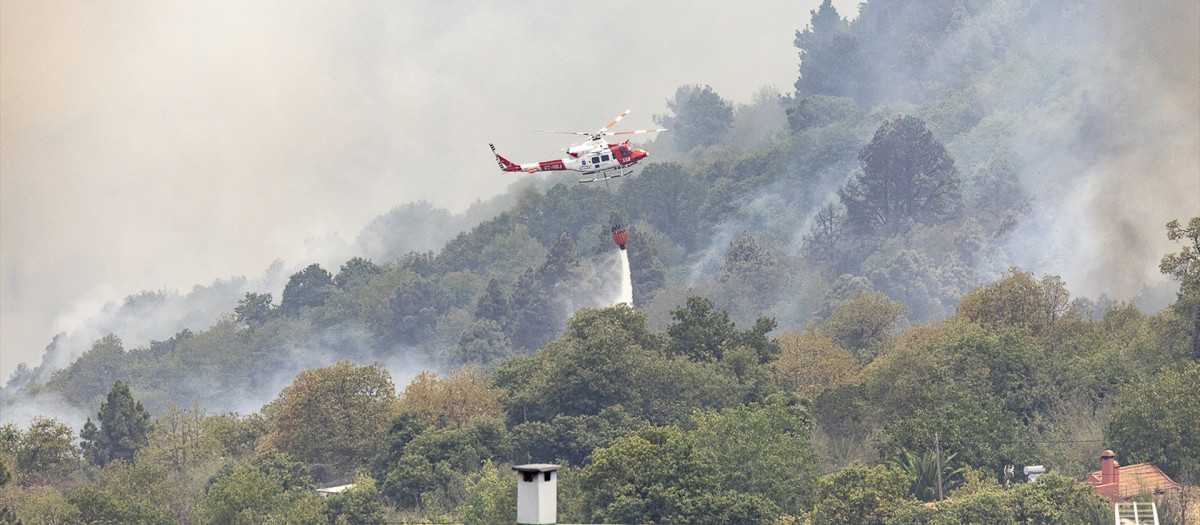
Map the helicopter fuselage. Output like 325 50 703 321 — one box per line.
489 110 663 183
493 140 648 175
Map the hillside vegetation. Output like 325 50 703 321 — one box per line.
2 0 1198 523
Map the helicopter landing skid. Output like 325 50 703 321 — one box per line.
579 167 633 184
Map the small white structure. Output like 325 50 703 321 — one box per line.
1023 465 1046 482
513 463 560 525
316 483 355 499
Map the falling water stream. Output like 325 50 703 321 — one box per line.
617 249 633 306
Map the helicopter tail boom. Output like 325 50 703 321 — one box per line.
489 143 523 172
490 143 569 173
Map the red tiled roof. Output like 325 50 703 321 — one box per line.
1083 462 1180 500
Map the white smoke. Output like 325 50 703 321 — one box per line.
0 0 851 381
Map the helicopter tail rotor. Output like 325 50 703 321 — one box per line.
489 143 522 172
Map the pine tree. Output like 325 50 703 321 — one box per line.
475 279 511 331
80 380 151 466
794 0 871 102
839 115 962 237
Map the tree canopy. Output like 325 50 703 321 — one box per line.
655 84 735 152
1 0 1187 522
840 114 962 237
260 360 398 479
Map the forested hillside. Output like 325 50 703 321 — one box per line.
2 0 1198 523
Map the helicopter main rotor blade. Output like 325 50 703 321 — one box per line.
600 110 632 133
525 111 665 146
527 129 593 136
607 128 668 136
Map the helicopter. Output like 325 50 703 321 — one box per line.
489 110 666 184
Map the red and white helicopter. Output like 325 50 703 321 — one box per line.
490 110 666 183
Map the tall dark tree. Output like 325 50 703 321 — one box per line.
655 84 734 152
839 115 962 237
794 0 872 102
80 380 151 466
279 263 334 316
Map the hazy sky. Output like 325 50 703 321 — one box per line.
0 1 863 379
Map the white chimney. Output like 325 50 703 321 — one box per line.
513 463 560 525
